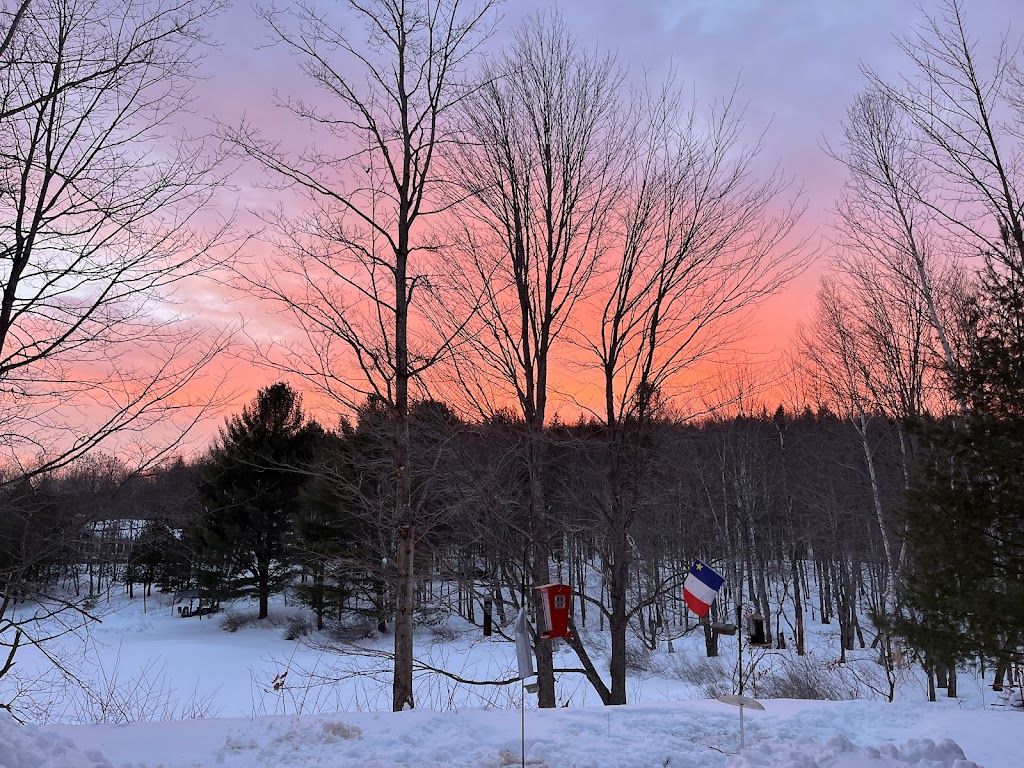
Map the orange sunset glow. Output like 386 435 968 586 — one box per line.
3 0 1018 466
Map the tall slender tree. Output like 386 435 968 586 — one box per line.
447 10 626 707
220 0 497 708
585 82 802 704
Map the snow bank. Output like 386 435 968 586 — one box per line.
0 712 112 768
5 596 1020 767
41 699 1015 768
728 733 981 768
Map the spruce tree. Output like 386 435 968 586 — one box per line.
290 428 366 631
899 252 1024 675
196 383 323 618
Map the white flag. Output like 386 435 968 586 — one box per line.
514 607 535 680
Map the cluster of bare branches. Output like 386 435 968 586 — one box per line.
218 0 500 712
217 0 807 710
0 0 235 481
0 0 233 712
799 0 1024 696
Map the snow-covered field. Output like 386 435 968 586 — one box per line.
2 593 1021 767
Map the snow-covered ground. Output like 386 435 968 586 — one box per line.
2 592 1021 767
4 698 1019 767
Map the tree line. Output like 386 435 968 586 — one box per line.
3 383 914 703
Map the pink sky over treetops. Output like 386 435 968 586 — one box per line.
159 0 1020 450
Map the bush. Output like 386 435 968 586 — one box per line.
326 617 376 643
624 640 652 673
284 615 312 641
658 654 730 698
414 602 451 627
759 656 858 701
219 611 288 633
430 622 458 642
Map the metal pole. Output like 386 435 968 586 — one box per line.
738 557 745 753
737 559 744 697
521 678 526 768
739 703 745 751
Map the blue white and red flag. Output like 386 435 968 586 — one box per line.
683 559 724 618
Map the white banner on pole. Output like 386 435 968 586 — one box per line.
514 607 535 680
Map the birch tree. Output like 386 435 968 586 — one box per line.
866 0 1024 283
827 90 964 379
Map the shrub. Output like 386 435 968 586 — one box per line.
624 640 652 673
326 617 376 643
759 656 858 701
655 653 730 698
284 615 312 641
219 611 288 633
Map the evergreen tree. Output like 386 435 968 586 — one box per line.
196 383 323 618
899 252 1024 676
290 428 366 631
132 520 191 596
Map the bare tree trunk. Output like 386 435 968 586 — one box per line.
607 502 630 705
449 11 622 708
702 617 719 658
392 227 415 710
528 431 556 708
258 563 270 620
221 0 497 713
791 552 805 655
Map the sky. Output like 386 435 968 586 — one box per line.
170 0 1020 442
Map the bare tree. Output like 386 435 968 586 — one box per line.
0 0 232 482
797 275 917 696
866 0 1024 282
0 0 229 715
827 89 965 378
445 11 626 707
582 82 803 704
219 0 496 711
0 1 31 71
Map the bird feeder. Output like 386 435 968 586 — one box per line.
536 583 572 639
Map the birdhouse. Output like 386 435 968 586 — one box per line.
536 583 572 639
747 613 770 647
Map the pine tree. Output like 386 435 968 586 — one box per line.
290 428 365 631
899 251 1024 676
196 383 323 619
